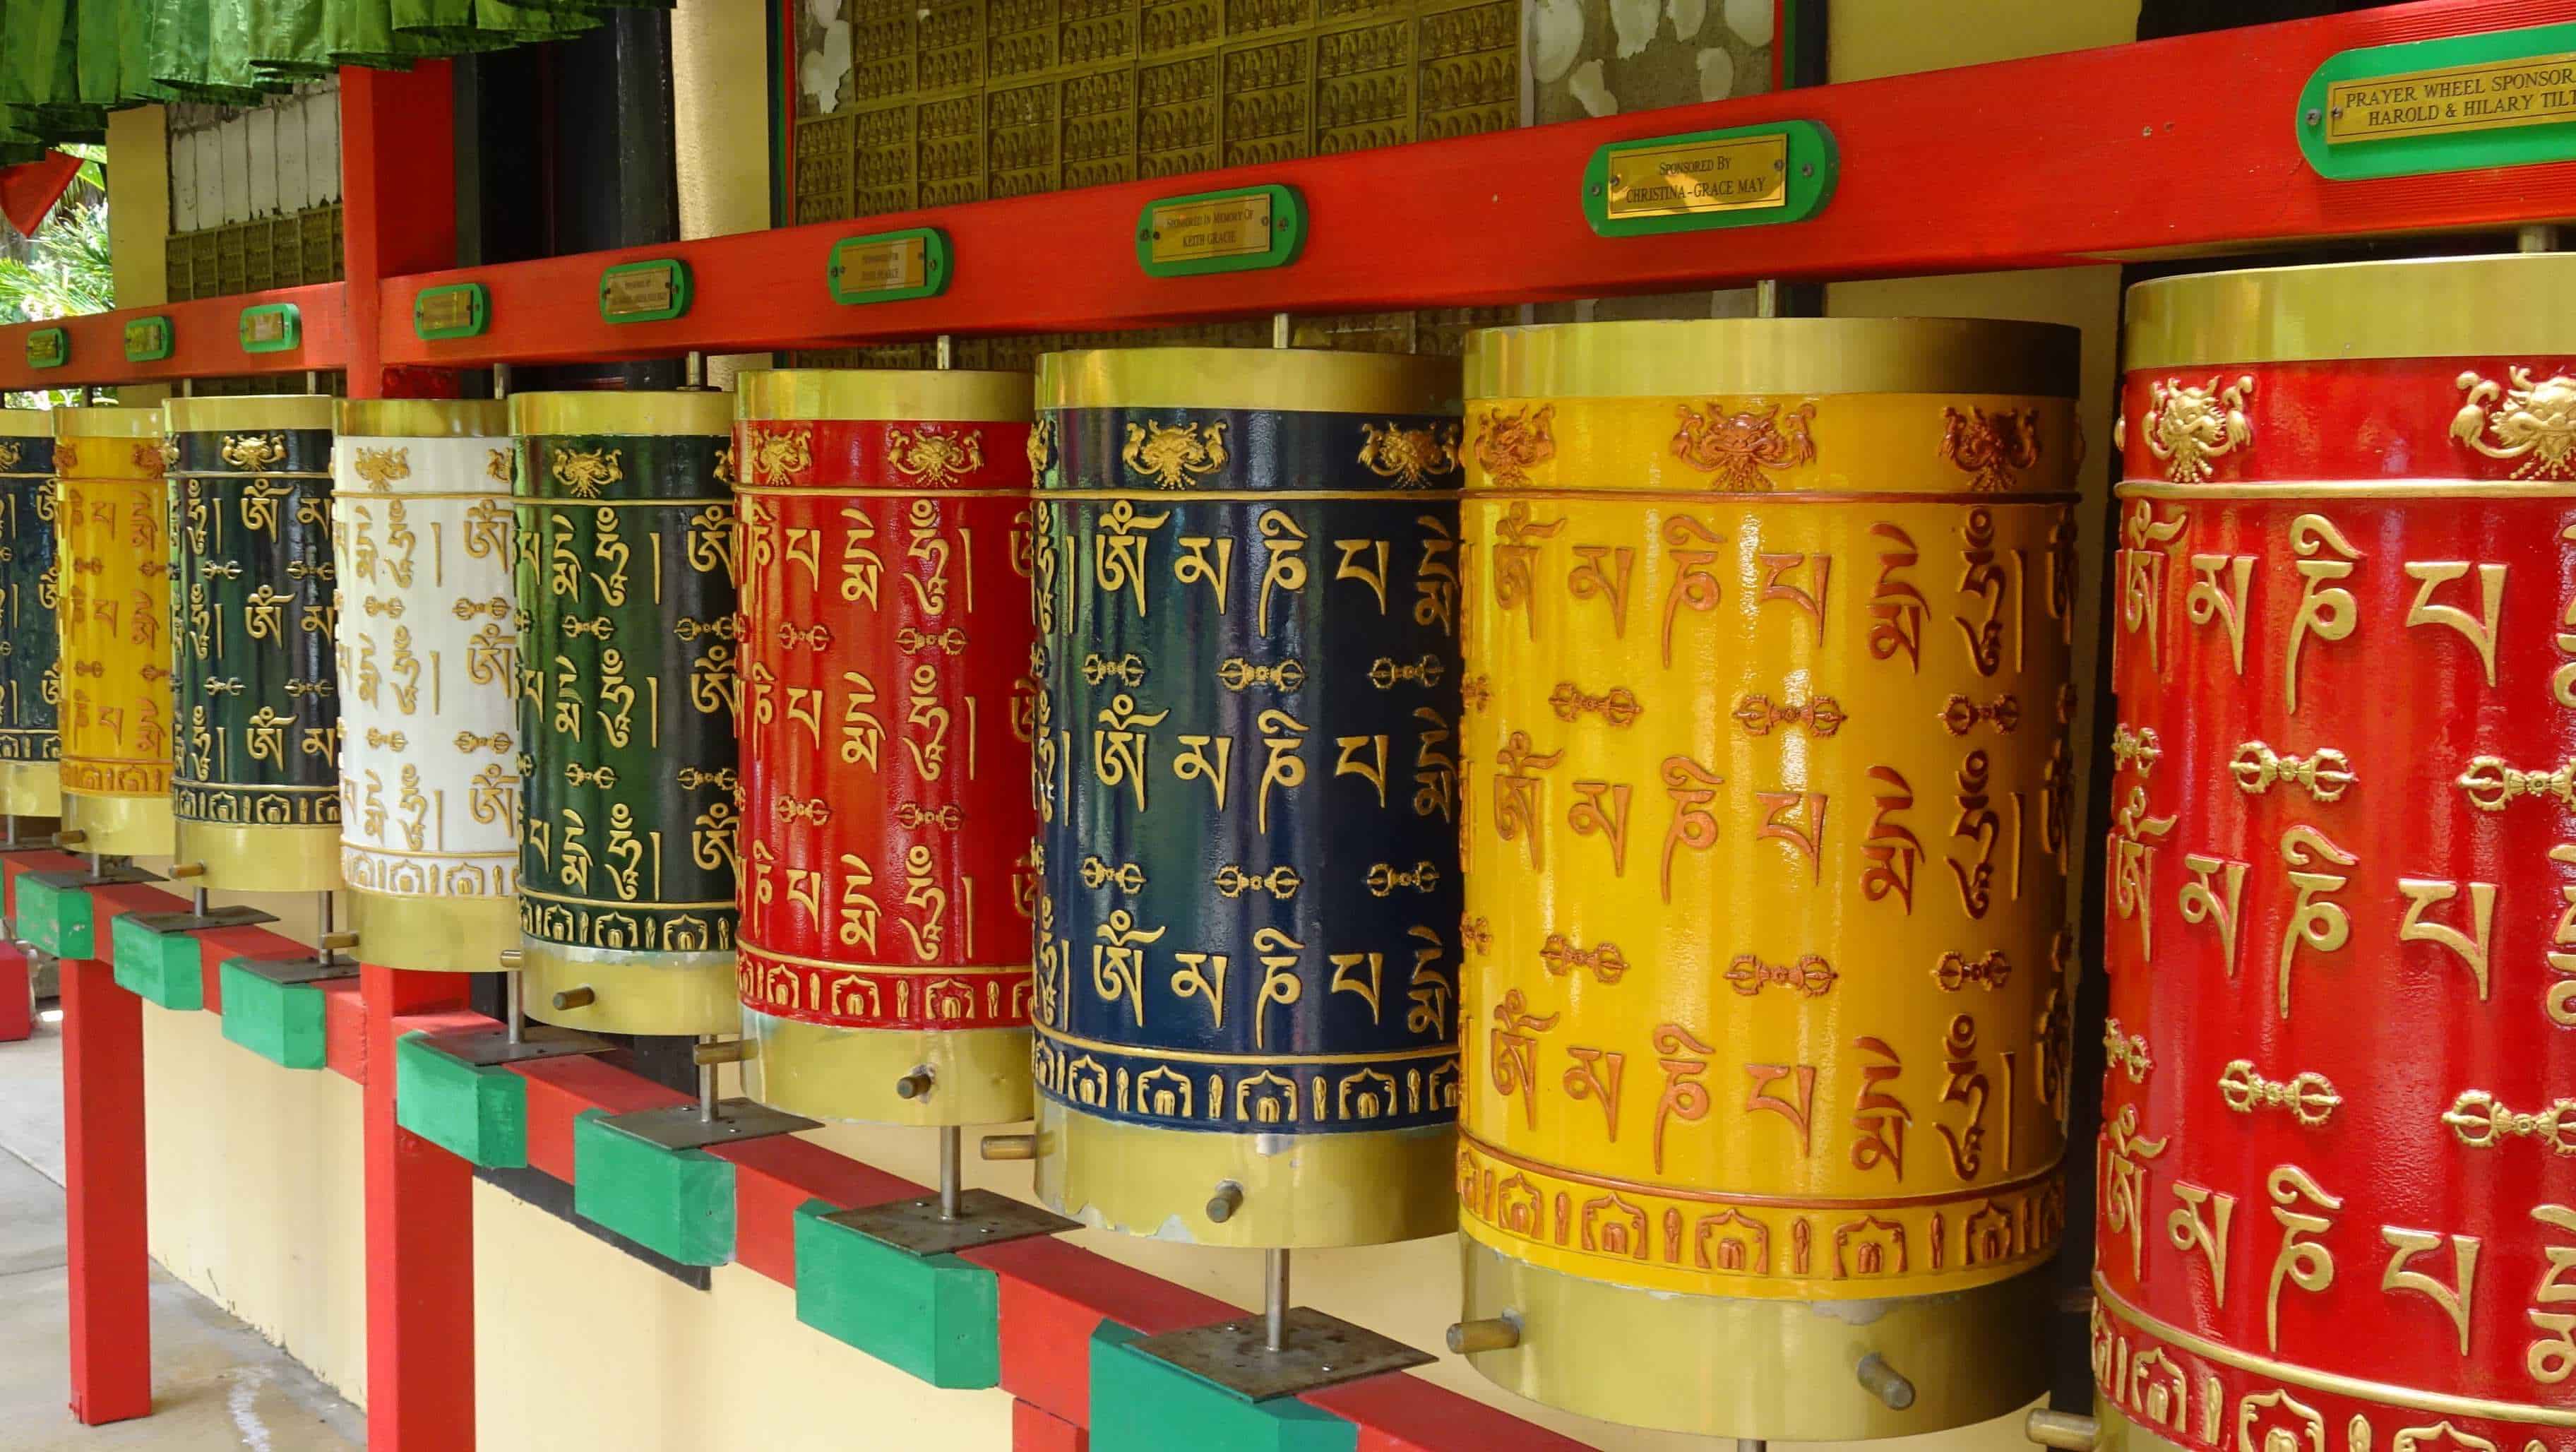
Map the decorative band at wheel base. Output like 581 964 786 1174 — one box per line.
174 821 340 895
59 790 172 857
1458 1237 2044 1441
1032 1100 1455 1249
518 939 737 1037
347 889 518 975
740 1011 1028 1129
0 762 61 818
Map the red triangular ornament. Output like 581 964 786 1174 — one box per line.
0 151 84 238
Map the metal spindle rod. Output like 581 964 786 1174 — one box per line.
1271 311 1292 349
1263 1249 1290 1353
191 887 208 917
698 1037 719 1122
503 966 524 1047
4 814 19 849
936 333 953 371
2522 224 2562 253
317 892 336 967
1740 1439 1768 1452
938 1124 962 1220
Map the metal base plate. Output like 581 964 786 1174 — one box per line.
1126 1307 1435 1401
28 864 165 890
602 1098 822 1150
415 1026 616 1066
821 1189 1079 1258
124 905 281 935
229 954 363 987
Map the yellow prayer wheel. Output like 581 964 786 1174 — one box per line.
0 410 60 818
54 407 174 857
164 396 343 893
1451 319 2082 1440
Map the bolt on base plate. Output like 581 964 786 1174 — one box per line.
820 1189 1078 1258
415 1025 616 1067
1124 1307 1434 1401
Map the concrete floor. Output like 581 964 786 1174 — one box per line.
0 1018 366 1451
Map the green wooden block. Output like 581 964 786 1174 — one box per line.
1087 1323 1357 1452
792 1199 999 1388
14 874 93 958
393 1032 527 1170
109 914 203 1011
572 1109 734 1266
217 959 326 1070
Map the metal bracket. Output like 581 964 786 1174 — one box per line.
1123 1308 1434 1401
820 1189 1078 1258
121 905 281 936
414 1025 616 1068
227 955 364 988
600 1099 821 1151
25 864 165 891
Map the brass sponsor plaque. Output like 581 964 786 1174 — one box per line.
602 266 674 318
839 235 926 294
243 309 289 345
1147 193 1274 266
1603 133 1789 220
25 329 64 368
417 287 477 334
2326 51 2576 144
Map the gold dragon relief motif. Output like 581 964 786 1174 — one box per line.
549 446 625 499
218 432 289 471
1671 400 1818 492
2142 374 2255 484
2452 366 2576 480
1940 405 2041 492
1356 420 1462 487
886 424 984 489
1121 418 1229 489
1472 403 1556 487
350 447 410 492
739 424 814 487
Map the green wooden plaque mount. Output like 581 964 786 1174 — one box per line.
2300 22 2576 180
1582 120 1838 238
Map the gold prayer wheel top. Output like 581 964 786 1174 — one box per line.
737 369 1032 422
1467 317 2082 400
1037 346 1460 414
2125 251 2576 369
0 408 50 438
508 390 734 437
53 405 162 440
162 394 337 434
337 399 509 437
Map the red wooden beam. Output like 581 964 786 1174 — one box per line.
0 282 348 392
340 0 2576 367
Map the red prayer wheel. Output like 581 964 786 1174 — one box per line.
733 370 1039 1126
2097 253 2576 1452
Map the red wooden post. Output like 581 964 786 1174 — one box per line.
0 939 32 1042
59 954 149 1424
342 58 472 1452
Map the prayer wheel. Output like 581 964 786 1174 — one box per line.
332 400 518 972
2094 254 2576 1452
0 411 59 817
1032 347 1466 1247
55 407 174 857
1450 319 2082 1439
732 370 1038 1126
165 396 342 892
511 392 739 1035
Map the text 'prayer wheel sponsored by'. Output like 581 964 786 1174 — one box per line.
734 371 1039 1126
2097 255 2576 1452
511 392 739 1035
165 396 342 892
1450 320 2082 1439
332 400 519 972
55 407 174 857
0 411 58 817
1032 348 1467 1248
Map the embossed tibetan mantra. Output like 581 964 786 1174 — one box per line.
332 401 519 972
0 411 58 817
1451 319 2082 1440
734 371 1037 1126
165 396 342 891
511 392 739 1035
2096 254 2576 1452
1032 347 1466 1247
56 406 175 856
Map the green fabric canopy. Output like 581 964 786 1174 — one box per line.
0 0 652 146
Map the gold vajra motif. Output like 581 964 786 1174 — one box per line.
897 803 962 830
1725 952 1835 997
712 444 735 487
1732 691 1841 737
219 432 289 470
2443 1088 2576 1153
775 797 834 826
1939 405 2040 492
1364 861 1441 896
2141 374 2254 483
1550 681 1642 727
550 446 625 499
2219 1059 2341 1126
888 424 985 489
1938 693 2020 736
351 447 410 492
1121 419 1228 489
1212 864 1302 900
740 427 811 487
1933 950 2010 991
563 762 618 788
1671 400 1817 491
1365 655 1440 689
2455 754 2576 811
2451 365 2576 479
2110 722 2161 776
1472 403 1556 487
1025 417 1058 479
2102 1018 2150 1082
1355 420 1462 488
1078 855 1147 893
1219 656 1307 691
1538 932 1627 984
2230 740 2354 802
